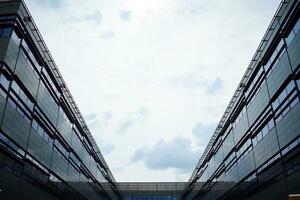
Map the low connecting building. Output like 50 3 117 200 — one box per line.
0 0 299 199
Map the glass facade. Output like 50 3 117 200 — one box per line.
117 182 191 200
0 0 300 200
0 1 121 199
184 0 300 199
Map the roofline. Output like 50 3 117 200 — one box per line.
188 0 294 182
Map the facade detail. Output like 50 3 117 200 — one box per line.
184 0 300 199
0 0 121 199
0 0 299 200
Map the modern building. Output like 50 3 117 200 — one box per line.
183 0 300 199
117 182 189 200
0 0 121 199
0 0 299 200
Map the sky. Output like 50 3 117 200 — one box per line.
26 0 281 182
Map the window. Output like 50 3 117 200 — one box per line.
0 73 10 93
37 81 59 125
0 15 16 21
19 48 40 76
224 151 236 167
294 17 300 35
59 107 73 129
0 131 25 157
282 138 299 155
232 106 247 128
286 30 295 46
53 145 68 163
247 80 266 107
21 40 41 72
11 30 21 46
0 26 12 37
272 81 299 123
54 140 69 158
25 154 48 174
70 152 81 168
257 153 281 174
32 119 38 130
68 162 80 181
264 39 285 76
297 79 300 90
31 119 54 146
236 139 252 162
272 81 296 110
245 67 264 99
252 118 275 146
42 67 60 97
286 17 300 46
0 86 5 98
7 97 31 123
10 81 34 111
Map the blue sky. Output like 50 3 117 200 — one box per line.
26 0 280 181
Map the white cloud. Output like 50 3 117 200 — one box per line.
28 0 65 9
117 107 150 134
192 122 217 146
101 30 115 39
131 137 201 173
85 10 102 24
26 0 281 181
119 11 131 21
206 77 223 95
101 143 114 155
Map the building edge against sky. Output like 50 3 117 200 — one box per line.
0 0 300 200
0 0 121 199
184 0 300 199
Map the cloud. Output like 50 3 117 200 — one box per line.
164 69 223 93
101 30 115 39
103 110 113 124
118 120 134 133
192 122 216 144
174 0 210 15
85 110 113 129
85 113 97 121
131 137 201 172
205 77 223 95
85 111 114 155
28 0 65 9
135 107 150 121
25 0 281 181
166 72 206 90
189 5 207 14
119 11 131 21
117 107 150 134
85 113 99 128
85 10 102 24
100 143 114 155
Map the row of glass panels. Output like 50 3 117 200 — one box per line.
190 12 300 200
0 16 112 199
